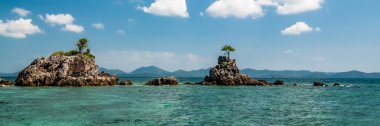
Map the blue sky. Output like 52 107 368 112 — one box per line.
0 0 379 73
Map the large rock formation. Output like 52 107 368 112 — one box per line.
15 55 118 86
145 76 179 86
203 56 268 86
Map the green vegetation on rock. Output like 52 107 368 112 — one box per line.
51 38 95 59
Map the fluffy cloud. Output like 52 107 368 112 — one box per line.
40 13 84 33
139 0 189 18
281 21 319 35
62 24 84 33
276 0 324 15
206 0 264 19
0 18 42 39
12 7 31 17
40 14 74 25
205 0 324 19
92 22 105 29
95 50 213 72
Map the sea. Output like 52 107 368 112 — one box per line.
1 77 380 126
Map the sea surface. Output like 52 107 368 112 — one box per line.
1 77 380 126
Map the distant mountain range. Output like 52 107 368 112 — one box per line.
99 66 380 78
2 66 380 78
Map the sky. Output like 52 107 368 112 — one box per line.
0 0 379 73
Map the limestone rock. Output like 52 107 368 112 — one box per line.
145 76 179 86
15 55 118 86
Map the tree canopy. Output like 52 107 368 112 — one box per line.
221 44 235 58
76 38 88 54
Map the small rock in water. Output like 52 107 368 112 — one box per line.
273 80 284 85
258 80 270 85
313 81 327 86
184 82 195 85
333 83 340 86
120 80 133 85
0 79 15 86
145 76 179 86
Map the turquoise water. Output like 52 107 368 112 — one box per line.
1 78 380 125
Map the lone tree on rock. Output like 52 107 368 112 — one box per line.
221 44 235 59
77 38 88 54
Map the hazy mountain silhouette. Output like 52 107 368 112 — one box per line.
2 66 380 78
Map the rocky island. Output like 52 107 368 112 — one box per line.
145 76 179 86
15 38 118 86
201 45 269 86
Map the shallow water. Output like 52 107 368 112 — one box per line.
1 78 380 125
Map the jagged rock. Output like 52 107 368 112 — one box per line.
313 81 327 86
145 76 179 86
202 56 267 86
273 80 284 85
120 80 133 85
15 55 118 86
0 79 15 87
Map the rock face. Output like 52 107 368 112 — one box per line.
313 81 327 86
120 80 133 85
145 76 179 86
203 56 267 86
273 80 284 85
15 55 118 86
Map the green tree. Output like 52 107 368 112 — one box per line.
221 44 235 59
76 38 88 54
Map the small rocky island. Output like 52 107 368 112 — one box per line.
15 38 118 86
145 76 179 86
201 45 269 86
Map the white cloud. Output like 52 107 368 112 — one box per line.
12 7 31 17
116 30 125 35
92 22 105 29
205 0 264 19
284 50 296 54
139 0 189 18
40 13 84 33
276 0 324 15
62 24 84 33
0 18 42 39
204 0 324 19
281 21 319 35
95 50 213 72
40 14 74 25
